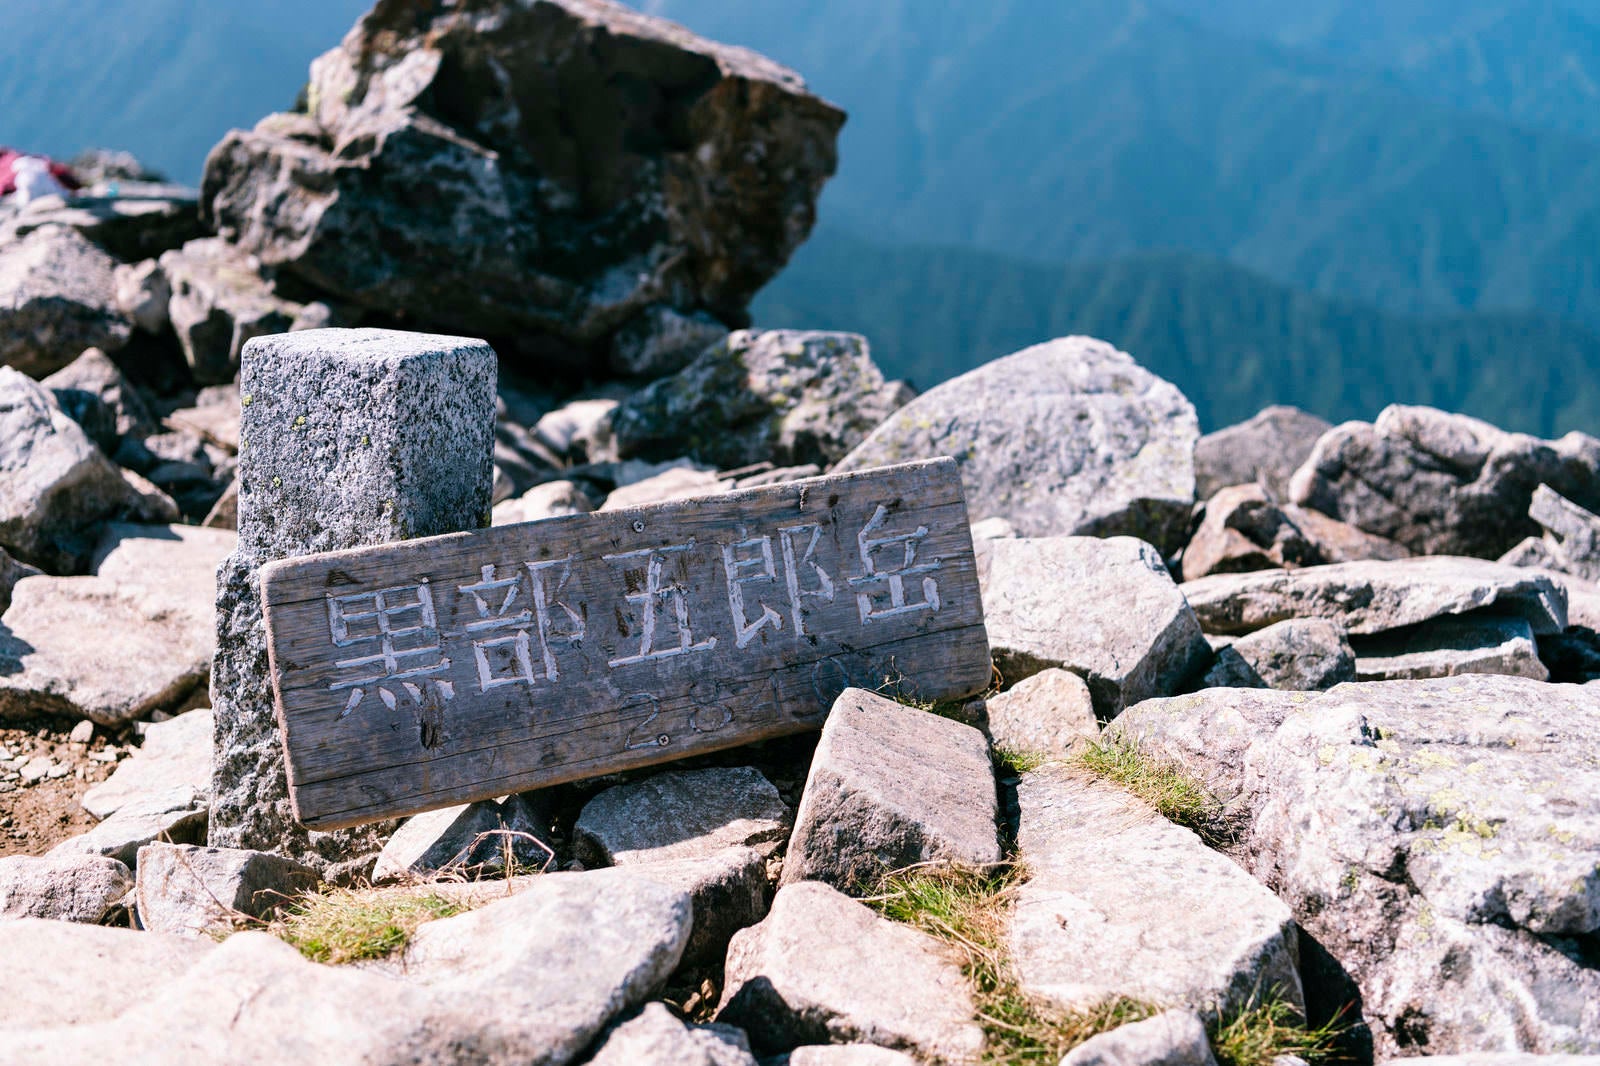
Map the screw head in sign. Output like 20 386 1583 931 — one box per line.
656 733 670 746
632 520 646 533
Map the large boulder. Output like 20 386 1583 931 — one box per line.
981 536 1210 718
1194 405 1332 501
0 225 131 378
1290 405 1600 559
837 337 1199 553
0 368 153 572
1116 678 1600 1057
200 0 843 371
576 766 790 867
605 330 909 469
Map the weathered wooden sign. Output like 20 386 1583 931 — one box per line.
261 458 990 829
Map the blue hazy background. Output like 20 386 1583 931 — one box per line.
7 0 1600 433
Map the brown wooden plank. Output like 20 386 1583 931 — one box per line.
260 457 991 828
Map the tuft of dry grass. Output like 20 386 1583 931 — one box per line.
1211 999 1348 1066
269 888 471 964
1073 734 1230 844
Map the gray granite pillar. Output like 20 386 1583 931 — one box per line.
209 328 496 881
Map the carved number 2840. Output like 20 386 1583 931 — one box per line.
621 693 734 751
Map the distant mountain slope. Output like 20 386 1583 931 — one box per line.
0 0 369 182
753 228 1600 437
1158 0 1600 139
647 0 1600 332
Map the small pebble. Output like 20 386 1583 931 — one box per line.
69 720 94 744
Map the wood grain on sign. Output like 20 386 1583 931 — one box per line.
261 457 991 829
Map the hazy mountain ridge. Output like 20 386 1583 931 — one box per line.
755 227 1600 436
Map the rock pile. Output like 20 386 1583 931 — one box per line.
2 1 1599 1063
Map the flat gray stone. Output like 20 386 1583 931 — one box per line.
1290 405 1600 559
781 688 999 893
209 328 496 879
0 225 131 379
1518 484 1600 583
0 871 684 1064
0 919 213 1028
0 854 132 923
0 574 213 725
0 367 145 572
577 767 790 867
1117 677 1600 1056
783 1049 919 1066
588 1003 756 1066
491 479 593 526
1011 768 1301 1020
49 786 208 866
0 184 203 263
982 536 1210 718
1353 614 1548 681
837 336 1198 554
599 464 725 511
1194 405 1331 502
717 881 983 1062
607 330 906 469
41 346 155 449
1060 1011 1218 1066
1281 502 1412 564
1202 619 1356 691
82 708 212 820
135 843 319 935
984 668 1098 760
1182 557 1567 637
372 793 554 882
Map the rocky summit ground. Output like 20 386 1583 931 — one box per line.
2 2 1599 1065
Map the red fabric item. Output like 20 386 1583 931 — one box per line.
0 148 80 196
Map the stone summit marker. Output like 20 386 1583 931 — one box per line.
261 457 990 829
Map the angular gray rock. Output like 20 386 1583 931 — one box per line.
115 258 172 334
1352 614 1548 681
717 881 983 1062
160 238 302 386
0 919 214 1028
135 843 319 935
1201 619 1356 691
201 1 843 371
209 328 496 880
1011 768 1302 1020
577 767 790 867
1194 405 1332 502
41 347 155 452
1060 1012 1218 1066
983 668 1098 760
599 464 725 511
781 688 1000 893
606 330 908 469
82 708 213 821
372 794 554 882
1515 484 1600 583
0 854 133 923
1290 405 1600 559
1280 502 1412 564
1182 557 1567 637
0 367 148 572
982 536 1210 718
609 306 729 378
0 225 131 378
587 1003 757 1066
0 546 40 615
0 183 205 263
1116 677 1600 1056
50 785 209 866
1180 484 1321 581
837 336 1199 554
626 846 771 966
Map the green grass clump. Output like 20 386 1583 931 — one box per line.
1211 999 1347 1066
869 865 1160 1064
992 744 1046 776
1073 735 1229 843
273 889 470 964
